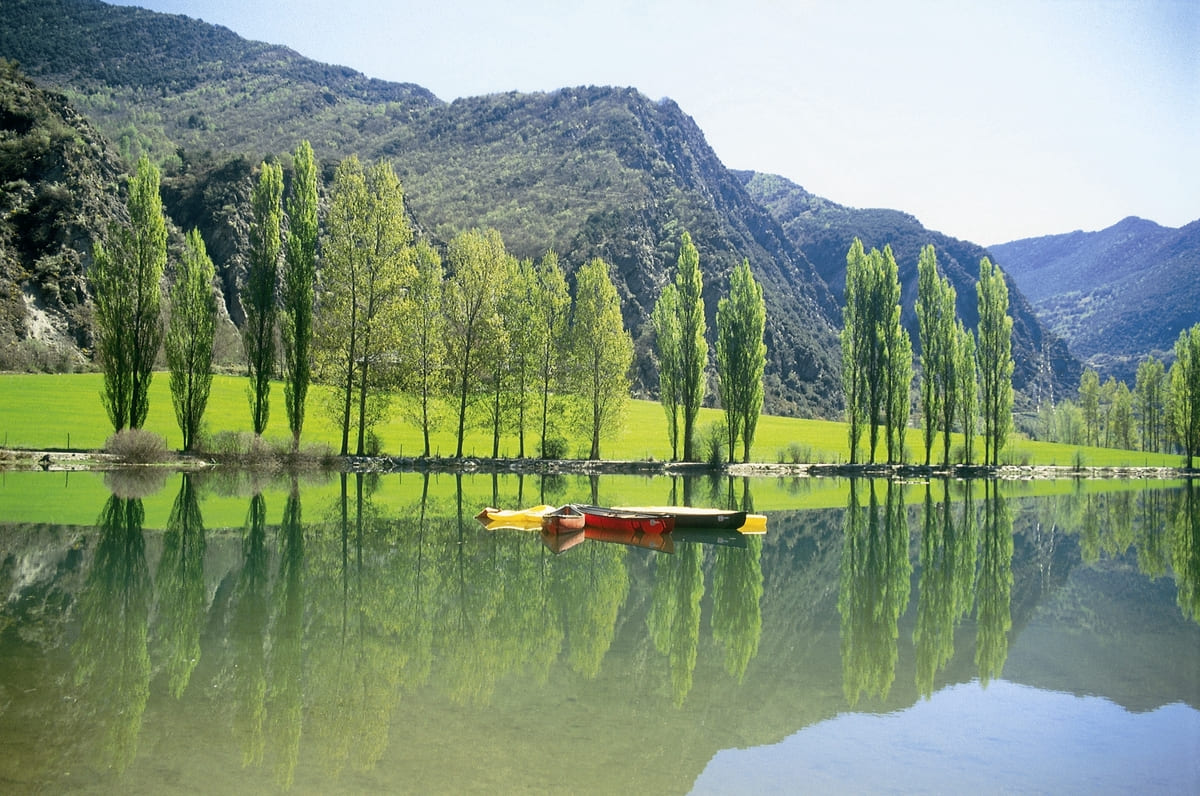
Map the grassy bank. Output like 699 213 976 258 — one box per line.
0 372 1186 469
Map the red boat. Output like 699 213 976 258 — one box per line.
541 504 586 533
575 505 675 535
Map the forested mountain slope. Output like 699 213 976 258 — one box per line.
990 217 1200 383
740 171 1080 405
1 0 842 414
0 61 125 369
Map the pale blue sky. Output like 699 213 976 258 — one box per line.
114 0 1198 246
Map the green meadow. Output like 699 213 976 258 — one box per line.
0 371 1186 469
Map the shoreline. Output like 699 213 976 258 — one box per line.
1 447 1193 480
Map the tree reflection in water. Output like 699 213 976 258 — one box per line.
649 542 704 705
231 492 269 767
712 533 763 683
155 473 206 699
1172 480 1200 623
839 479 911 707
267 483 304 788
73 495 151 773
914 479 976 698
976 480 1014 686
308 473 404 778
45 471 1200 790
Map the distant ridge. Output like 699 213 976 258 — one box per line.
740 171 1080 405
992 216 1200 383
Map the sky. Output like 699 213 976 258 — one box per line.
113 0 1198 246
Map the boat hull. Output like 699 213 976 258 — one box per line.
576 505 674 535
617 506 747 529
541 504 586 532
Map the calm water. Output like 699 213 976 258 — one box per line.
1 471 1197 794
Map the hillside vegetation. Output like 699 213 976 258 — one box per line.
0 60 125 369
740 171 1081 406
1 0 847 415
991 216 1200 383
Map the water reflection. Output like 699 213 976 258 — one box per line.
1 473 1197 792
156 474 206 699
914 480 975 698
1174 480 1200 623
976 481 1014 686
712 534 763 682
230 492 269 769
73 495 151 774
839 480 911 706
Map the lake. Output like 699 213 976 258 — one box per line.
1 470 1197 794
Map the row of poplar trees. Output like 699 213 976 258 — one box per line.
841 238 1014 466
651 231 768 463
1053 326 1200 467
91 144 637 459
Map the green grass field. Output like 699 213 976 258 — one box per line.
0 371 1186 469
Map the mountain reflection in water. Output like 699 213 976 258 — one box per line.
0 471 1197 793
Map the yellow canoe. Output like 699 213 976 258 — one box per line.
475 505 555 530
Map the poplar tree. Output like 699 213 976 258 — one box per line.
1079 369 1101 447
444 228 507 458
716 259 767 463
244 160 283 436
675 232 707 461
571 258 633 460
505 258 540 457
1111 381 1133 450
317 156 368 455
484 253 517 458
532 250 570 458
916 244 958 465
1169 323 1200 468
841 240 906 464
976 257 1014 466
1135 355 1166 452
652 284 682 460
841 239 869 463
281 140 318 451
408 240 446 457
166 229 216 451
885 308 913 464
316 157 415 456
350 160 414 456
957 322 978 464
880 245 911 464
92 154 166 431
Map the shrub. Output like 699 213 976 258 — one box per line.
197 430 253 456
787 442 812 464
1002 448 1033 466
701 421 726 467
105 428 170 463
539 433 568 459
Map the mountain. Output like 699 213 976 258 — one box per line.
739 171 1080 405
1 0 843 415
990 217 1200 383
0 60 125 370
1 0 1082 420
